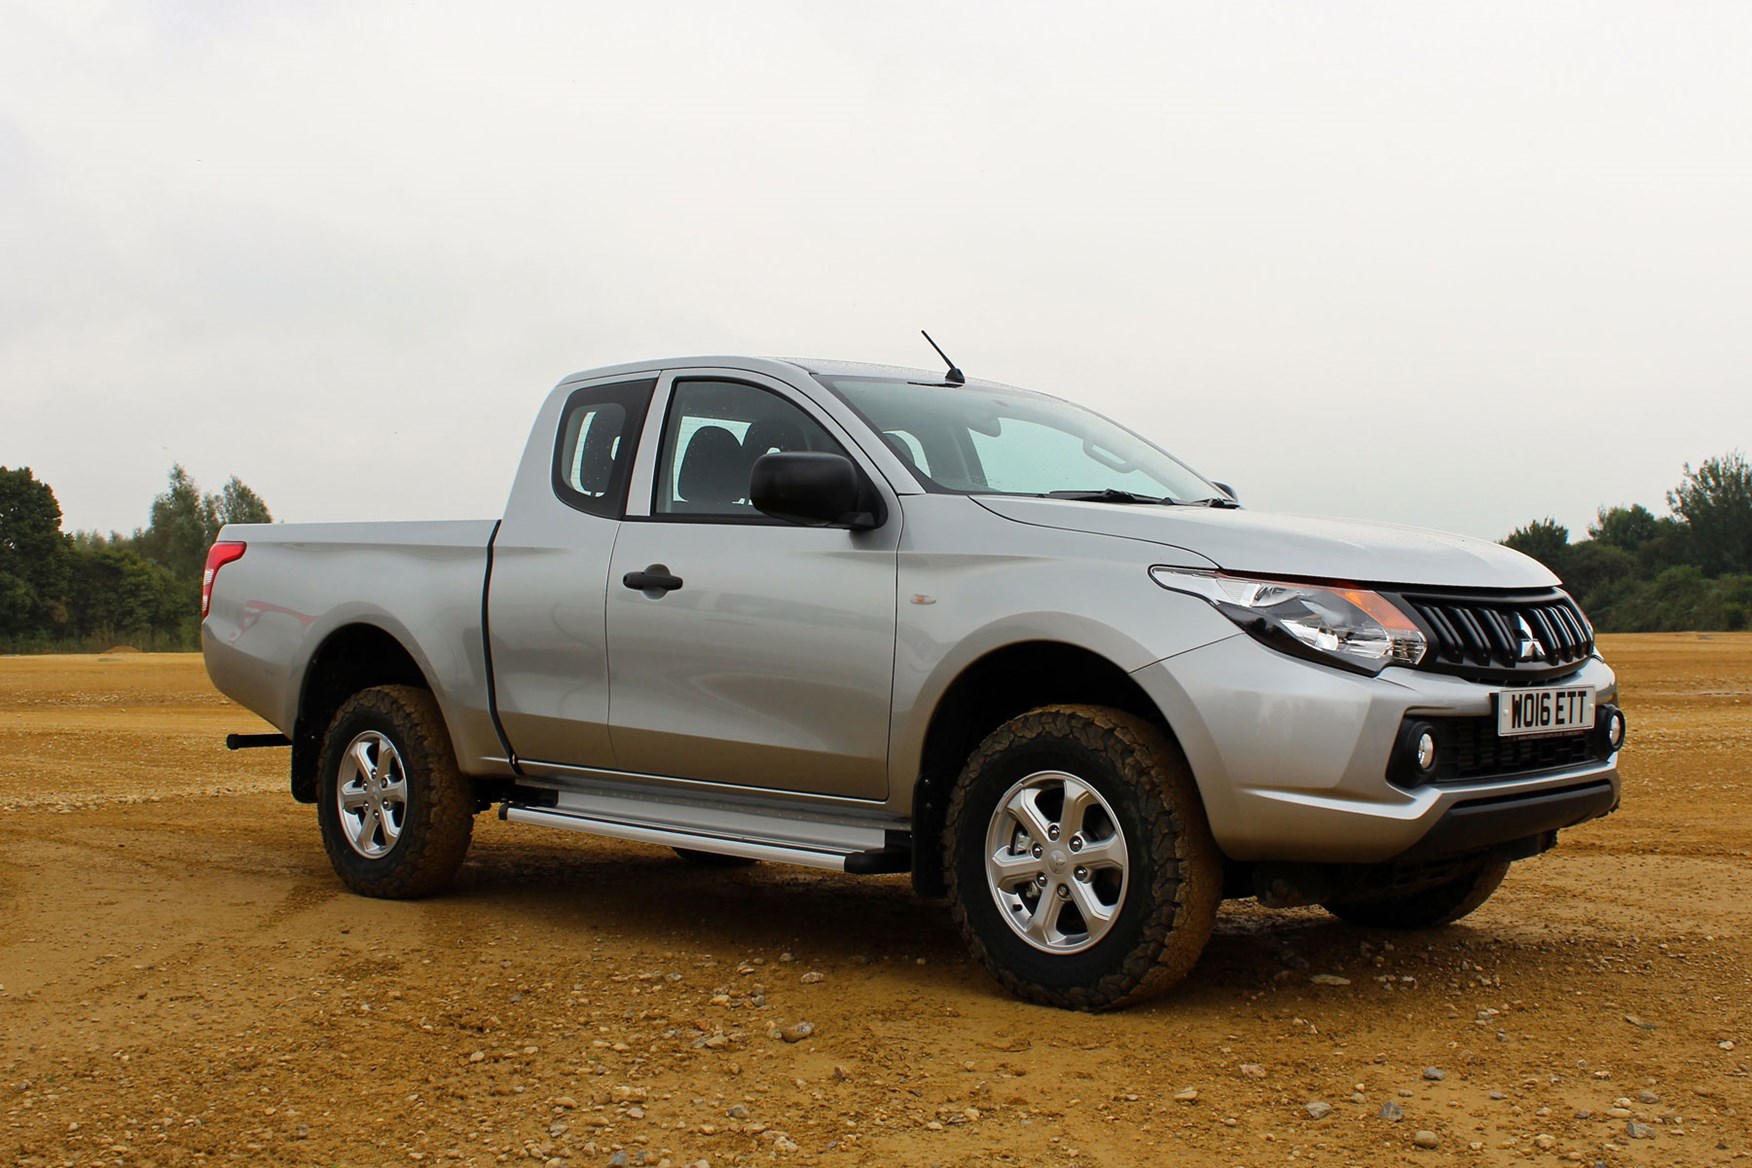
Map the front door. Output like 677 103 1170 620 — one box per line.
605 376 899 800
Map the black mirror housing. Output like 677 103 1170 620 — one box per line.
751 452 882 529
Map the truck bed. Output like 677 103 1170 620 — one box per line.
201 519 507 775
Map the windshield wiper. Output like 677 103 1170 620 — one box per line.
1044 488 1169 505
1038 489 1242 508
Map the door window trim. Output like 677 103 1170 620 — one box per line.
623 370 889 526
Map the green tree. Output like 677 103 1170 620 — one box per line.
217 476 273 526
1502 517 1571 578
133 466 276 585
0 466 70 639
1668 451 1752 576
1588 503 1664 553
1563 540 1637 605
65 544 186 645
1580 506 1688 577
134 464 220 583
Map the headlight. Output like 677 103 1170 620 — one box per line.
1150 567 1426 672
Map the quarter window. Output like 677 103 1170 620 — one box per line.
552 378 654 518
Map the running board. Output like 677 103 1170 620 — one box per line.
500 788 910 874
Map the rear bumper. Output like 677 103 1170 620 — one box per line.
1133 634 1622 864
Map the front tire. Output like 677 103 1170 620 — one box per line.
317 685 474 899
944 705 1221 1011
1323 860 1510 929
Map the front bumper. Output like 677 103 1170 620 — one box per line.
1132 634 1621 864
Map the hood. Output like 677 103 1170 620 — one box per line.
974 497 1556 590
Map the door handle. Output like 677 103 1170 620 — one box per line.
623 564 684 595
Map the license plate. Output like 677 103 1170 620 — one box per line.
1497 686 1595 738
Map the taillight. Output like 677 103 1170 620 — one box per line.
202 542 247 619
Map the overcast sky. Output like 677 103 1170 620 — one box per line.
3 1 1749 543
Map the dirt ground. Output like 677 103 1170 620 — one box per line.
1 637 1747 1168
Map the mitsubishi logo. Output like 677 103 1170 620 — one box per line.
1514 614 1546 661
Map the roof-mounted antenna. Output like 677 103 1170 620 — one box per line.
920 330 966 385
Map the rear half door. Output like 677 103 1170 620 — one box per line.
605 371 900 800
486 376 654 766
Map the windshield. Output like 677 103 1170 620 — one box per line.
815 376 1221 502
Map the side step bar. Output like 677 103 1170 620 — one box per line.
500 788 909 874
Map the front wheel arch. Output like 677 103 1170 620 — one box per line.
908 641 1182 899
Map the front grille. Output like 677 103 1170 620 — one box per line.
1396 589 1595 677
1406 715 1606 786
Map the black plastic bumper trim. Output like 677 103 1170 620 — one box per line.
1393 779 1618 862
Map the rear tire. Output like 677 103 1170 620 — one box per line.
1323 861 1510 929
317 685 474 899
944 705 1221 1011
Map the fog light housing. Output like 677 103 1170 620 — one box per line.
1598 704 1626 752
1390 719 1442 786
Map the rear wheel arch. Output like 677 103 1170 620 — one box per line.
292 624 434 803
908 641 1194 898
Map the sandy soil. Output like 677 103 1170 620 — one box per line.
1 637 1748 1167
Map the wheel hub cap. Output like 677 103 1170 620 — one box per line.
335 730 409 859
984 770 1129 954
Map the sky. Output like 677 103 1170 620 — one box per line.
3 1 1749 543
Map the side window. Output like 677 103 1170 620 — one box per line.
655 380 846 518
551 378 655 518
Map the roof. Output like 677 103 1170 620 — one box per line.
556 354 1028 393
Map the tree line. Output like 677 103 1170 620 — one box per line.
0 465 272 652
1503 451 1752 632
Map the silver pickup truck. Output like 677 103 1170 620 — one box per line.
202 355 1625 1010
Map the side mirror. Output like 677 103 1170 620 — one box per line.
750 452 879 529
1212 481 1239 502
